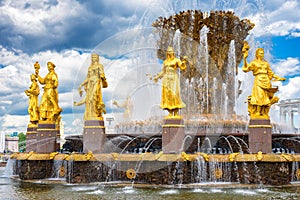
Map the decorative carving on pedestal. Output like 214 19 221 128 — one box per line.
162 117 185 154
248 119 272 153
83 120 106 154
36 122 59 153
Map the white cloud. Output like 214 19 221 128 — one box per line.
278 76 300 100
0 114 29 132
273 57 300 77
290 32 300 37
249 0 300 37
0 0 86 35
0 46 90 119
62 114 84 136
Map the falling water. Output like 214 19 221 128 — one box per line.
50 160 66 180
103 135 133 153
180 135 193 152
67 159 74 183
193 155 207 183
4 158 15 177
208 160 232 183
227 135 244 153
170 161 183 185
202 137 212 153
197 138 201 152
219 136 234 153
222 83 228 119
185 79 190 117
212 77 218 116
200 26 210 114
291 162 300 182
198 77 205 114
173 30 181 55
132 138 162 183
227 40 238 115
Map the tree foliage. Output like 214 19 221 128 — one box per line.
18 132 26 152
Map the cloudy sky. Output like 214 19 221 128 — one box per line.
0 0 300 135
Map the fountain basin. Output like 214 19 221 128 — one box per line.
9 152 300 186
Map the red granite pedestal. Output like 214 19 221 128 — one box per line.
83 120 106 154
36 122 59 153
248 119 272 153
26 125 37 152
162 117 185 154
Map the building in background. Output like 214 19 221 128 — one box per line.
5 132 19 153
277 98 300 133
0 132 5 153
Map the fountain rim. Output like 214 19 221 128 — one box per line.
10 152 300 162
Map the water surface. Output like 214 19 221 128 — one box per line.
1 167 299 200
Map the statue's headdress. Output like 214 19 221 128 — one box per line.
167 46 174 52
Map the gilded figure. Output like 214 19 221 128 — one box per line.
25 73 40 124
153 46 187 117
242 42 285 119
34 61 40 76
75 54 108 120
113 96 133 120
38 62 62 122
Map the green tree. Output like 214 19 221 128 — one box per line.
18 132 26 152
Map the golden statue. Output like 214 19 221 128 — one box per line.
75 54 108 120
38 62 62 122
242 42 286 119
113 96 133 120
25 73 40 124
153 46 188 117
34 61 40 76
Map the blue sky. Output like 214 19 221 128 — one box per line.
0 0 300 135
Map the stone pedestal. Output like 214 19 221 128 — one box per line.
83 120 106 154
162 117 185 154
248 119 272 153
26 125 37 152
36 122 59 153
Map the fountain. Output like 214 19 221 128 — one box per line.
7 10 300 187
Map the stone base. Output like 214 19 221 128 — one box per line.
18 160 53 180
12 152 300 185
26 125 37 152
83 120 106 154
162 117 185 154
36 122 59 153
248 119 272 153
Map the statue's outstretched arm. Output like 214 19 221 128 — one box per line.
79 79 88 89
273 74 286 81
153 64 166 83
74 97 85 106
78 78 88 97
242 42 250 72
179 56 188 70
38 75 45 84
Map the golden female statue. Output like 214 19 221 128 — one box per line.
153 46 187 117
75 54 108 120
38 62 62 122
25 74 40 124
242 43 285 118
34 61 40 76
113 96 133 120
